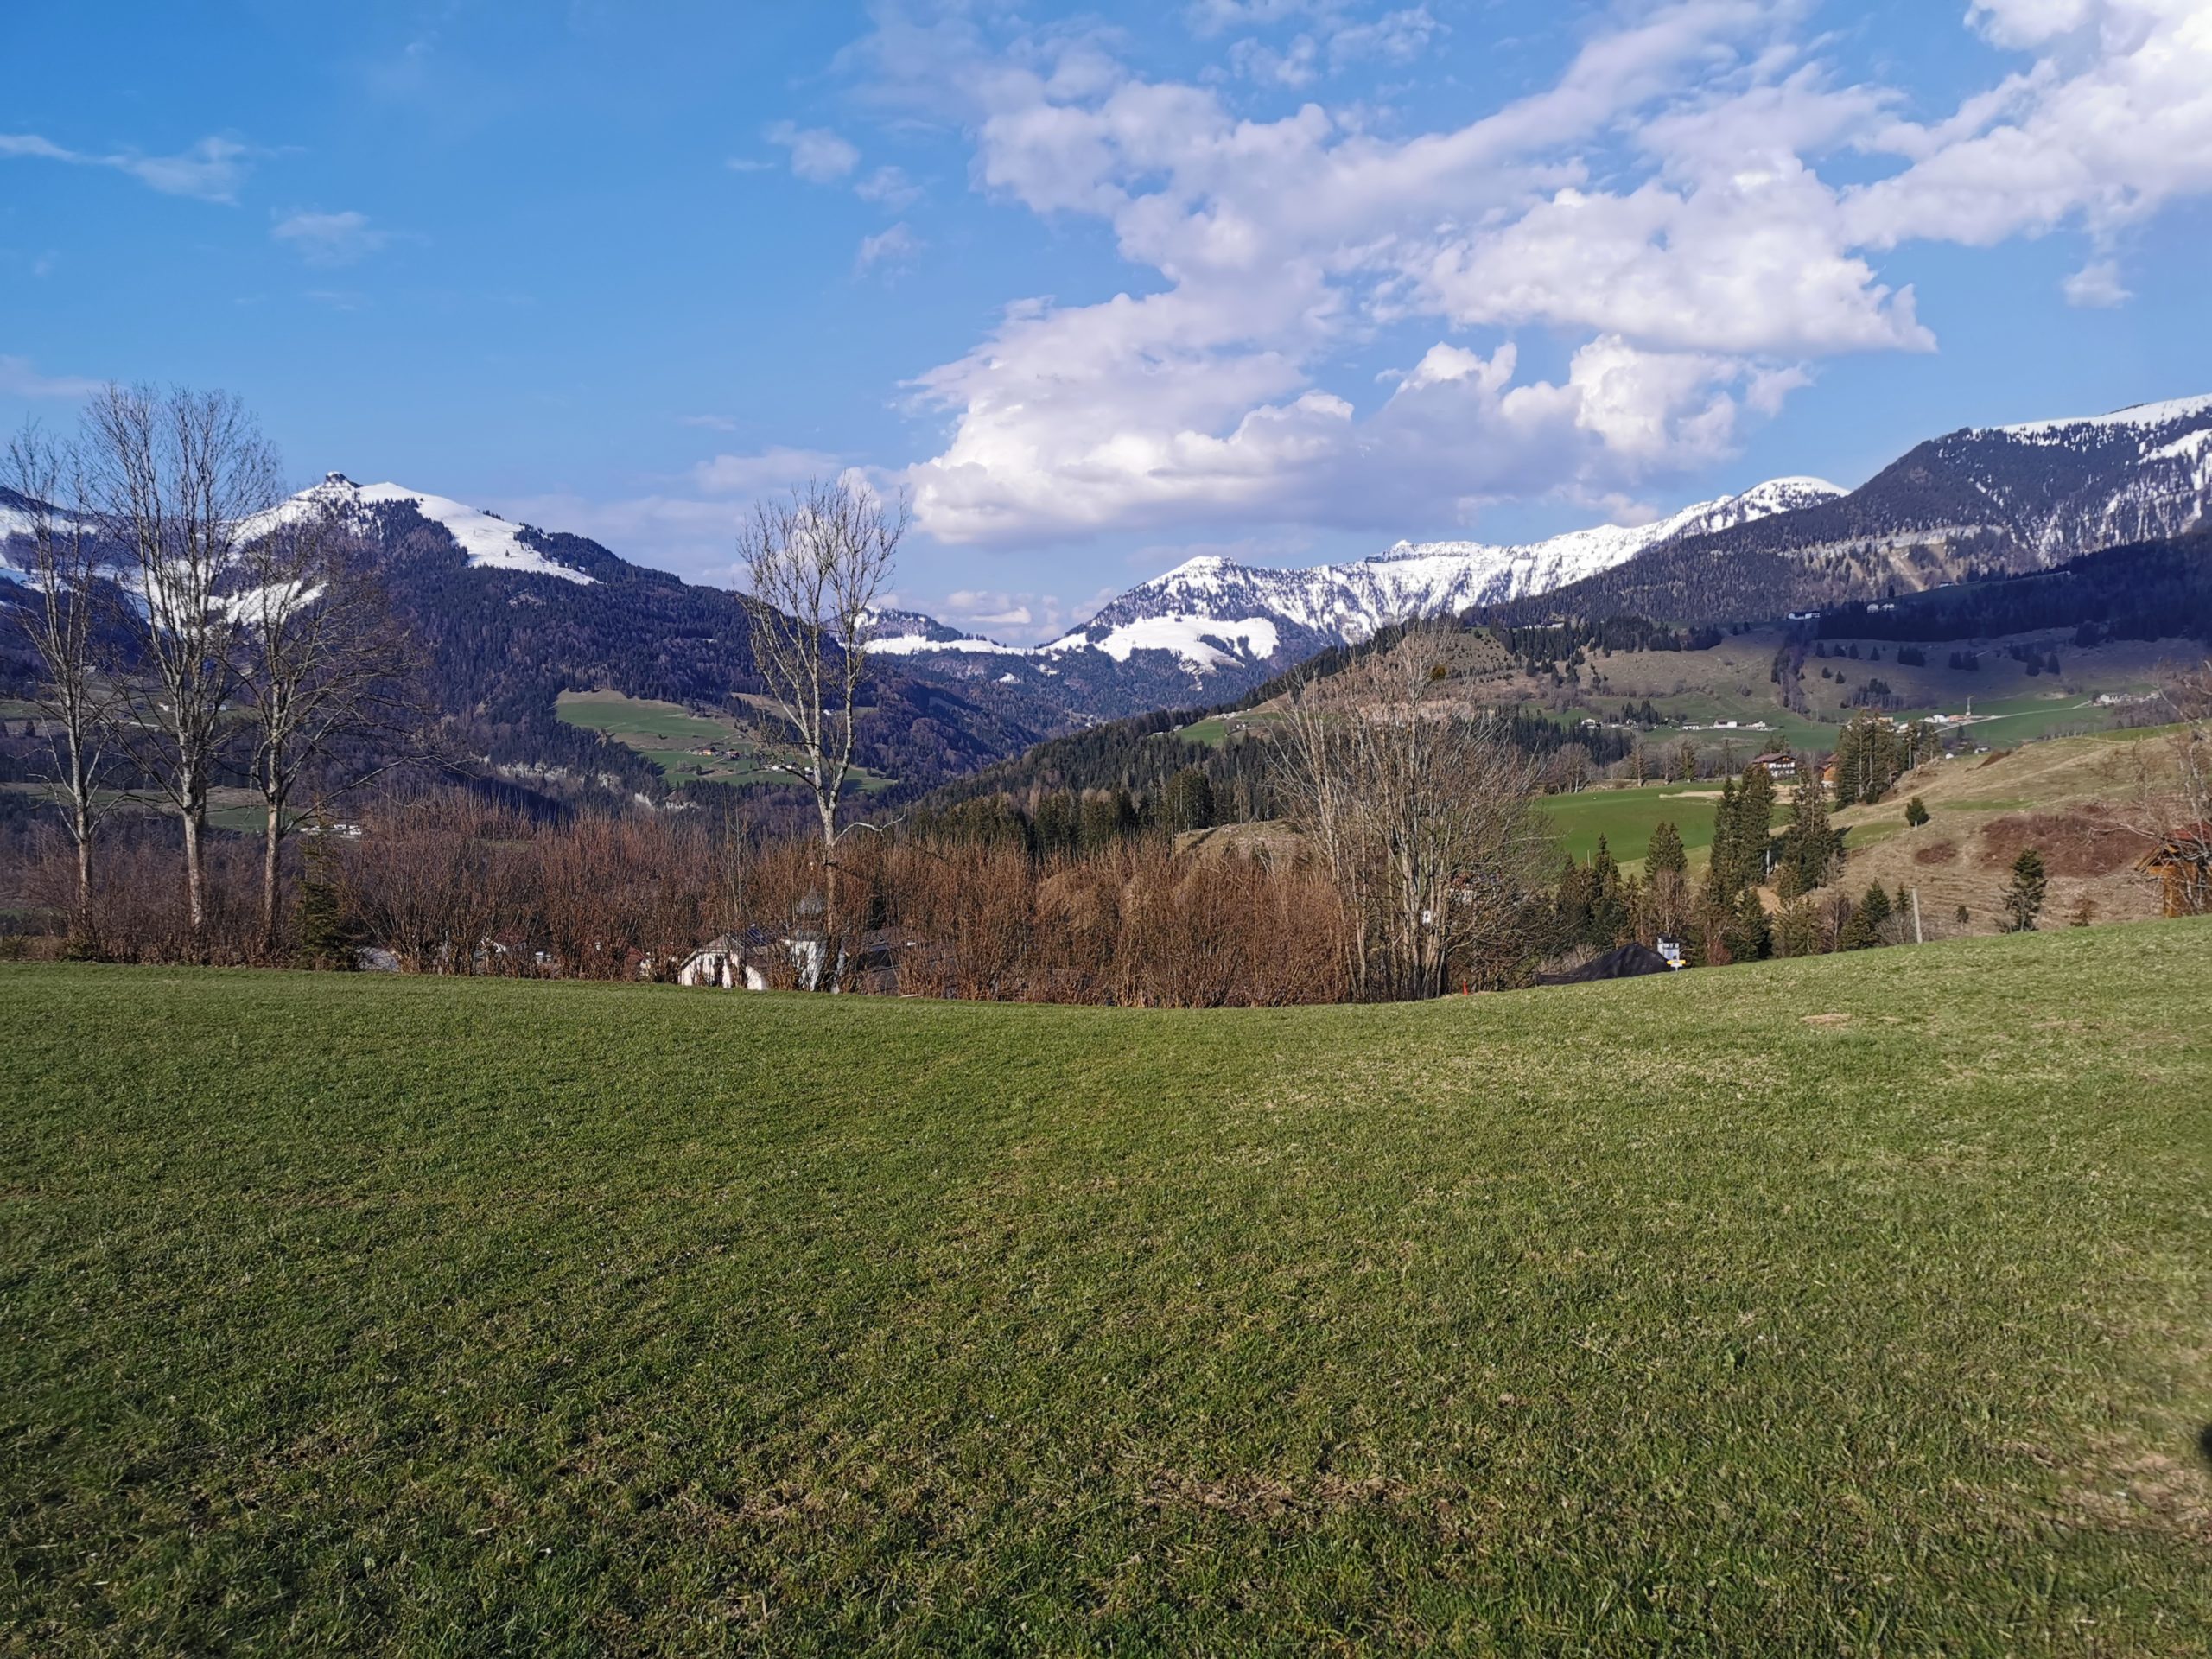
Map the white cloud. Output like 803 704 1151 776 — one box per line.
271 210 392 267
855 164 922 207
765 120 861 183
691 447 844 494
855 222 923 272
2061 257 2132 307
1230 34 1320 88
0 354 102 398
1327 7 1440 69
1967 0 2097 49
1 132 251 202
496 490 739 580
847 0 2212 547
1845 0 2212 249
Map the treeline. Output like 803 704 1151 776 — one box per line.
1 790 1352 1007
1541 759 1935 967
1815 530 2212 647
906 707 1274 823
906 766 1224 854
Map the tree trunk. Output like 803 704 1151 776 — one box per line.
181 807 207 957
817 795 839 992
73 824 92 949
263 798 283 957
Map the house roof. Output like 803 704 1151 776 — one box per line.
2137 823 2212 869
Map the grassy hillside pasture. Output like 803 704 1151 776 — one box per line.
4 928 2211 1656
1826 726 2188 931
555 689 893 792
1534 779 1788 872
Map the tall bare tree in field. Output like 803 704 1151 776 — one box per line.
3 425 123 947
738 475 904 986
233 502 419 953
85 385 282 952
1271 634 1547 1000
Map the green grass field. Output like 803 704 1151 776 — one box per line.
1535 779 1789 871
555 690 893 792
4 927 2210 1655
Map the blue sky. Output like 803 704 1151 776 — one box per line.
7 0 2210 640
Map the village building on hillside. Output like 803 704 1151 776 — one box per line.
1746 752 1798 785
2137 823 2212 918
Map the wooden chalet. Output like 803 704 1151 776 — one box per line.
1746 752 1798 785
2137 823 2212 918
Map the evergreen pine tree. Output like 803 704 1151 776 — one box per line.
296 820 353 970
1731 761 1777 889
2003 848 2048 932
1904 795 1929 828
1646 820 1687 880
1161 766 1217 835
1779 772 1838 893
1858 882 1892 944
1724 887 1770 962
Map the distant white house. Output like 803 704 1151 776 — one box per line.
677 931 774 991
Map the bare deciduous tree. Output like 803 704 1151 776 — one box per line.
1270 634 1548 1000
233 501 420 952
3 424 124 946
84 385 283 952
2126 658 2212 915
737 475 904 985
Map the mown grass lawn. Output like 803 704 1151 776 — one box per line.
3 925 2210 1656
1533 779 1794 872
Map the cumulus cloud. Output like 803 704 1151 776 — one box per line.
2061 257 2133 307
270 210 392 266
765 120 861 183
1844 0 2212 249
0 131 251 202
849 0 2212 546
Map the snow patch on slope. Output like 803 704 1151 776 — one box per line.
1990 394 2212 442
1090 615 1281 667
254 474 597 584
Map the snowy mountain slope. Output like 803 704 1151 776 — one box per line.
872 478 1845 687
249 474 598 584
1491 394 2212 629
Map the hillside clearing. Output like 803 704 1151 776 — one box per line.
1827 726 2186 930
554 690 893 792
3 927 2210 1654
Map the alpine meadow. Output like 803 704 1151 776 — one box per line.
5 1 2212 1653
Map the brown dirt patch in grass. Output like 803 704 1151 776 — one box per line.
1916 841 1960 866
1980 806 2143 877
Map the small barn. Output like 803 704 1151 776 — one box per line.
677 930 772 990
2137 823 2212 918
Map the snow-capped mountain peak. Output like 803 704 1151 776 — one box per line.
254 474 597 584
1075 476 1847 663
871 477 1847 680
